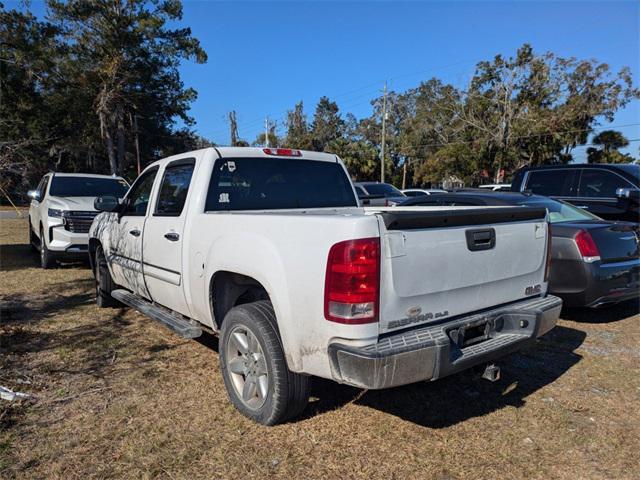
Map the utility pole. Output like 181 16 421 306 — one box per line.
380 81 387 183
229 111 238 146
264 117 269 148
402 158 409 190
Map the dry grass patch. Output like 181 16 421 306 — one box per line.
1 218 639 479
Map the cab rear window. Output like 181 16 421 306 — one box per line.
205 157 357 211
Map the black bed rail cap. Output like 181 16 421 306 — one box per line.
380 207 547 230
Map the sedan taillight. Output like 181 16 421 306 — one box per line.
575 230 601 263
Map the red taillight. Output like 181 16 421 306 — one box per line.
263 148 302 157
324 238 380 324
575 230 600 262
544 224 552 281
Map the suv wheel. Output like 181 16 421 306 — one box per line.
220 300 310 425
28 218 37 252
39 227 55 269
95 245 120 308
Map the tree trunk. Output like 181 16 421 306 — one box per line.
116 106 125 176
100 111 118 175
402 160 408 189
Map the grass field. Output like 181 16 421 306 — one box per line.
1 217 639 479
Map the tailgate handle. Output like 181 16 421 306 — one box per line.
465 228 496 251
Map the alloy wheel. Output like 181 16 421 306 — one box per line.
226 325 269 409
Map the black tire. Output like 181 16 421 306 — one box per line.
94 245 120 308
39 227 56 269
28 218 37 252
219 300 310 425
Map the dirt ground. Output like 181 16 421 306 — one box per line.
1 217 639 479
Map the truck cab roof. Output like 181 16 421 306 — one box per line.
146 147 340 170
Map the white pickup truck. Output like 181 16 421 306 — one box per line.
89 147 561 425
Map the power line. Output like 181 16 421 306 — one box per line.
393 125 640 155
208 58 489 140
207 39 638 143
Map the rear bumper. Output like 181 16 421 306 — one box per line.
328 295 562 390
550 258 639 308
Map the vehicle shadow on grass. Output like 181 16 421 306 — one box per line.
0 244 38 271
0 278 96 326
0 243 89 272
1 288 131 380
560 299 639 323
194 331 219 353
303 325 586 428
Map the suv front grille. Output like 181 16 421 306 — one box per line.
63 211 98 233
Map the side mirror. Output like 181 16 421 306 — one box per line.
94 196 120 212
616 188 640 200
27 190 40 201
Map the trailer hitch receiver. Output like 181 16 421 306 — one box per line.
481 363 501 382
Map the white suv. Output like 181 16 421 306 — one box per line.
28 173 129 268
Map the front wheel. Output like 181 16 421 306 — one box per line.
28 218 37 252
220 301 310 425
39 227 55 269
94 245 120 308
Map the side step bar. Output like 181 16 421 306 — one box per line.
111 289 202 339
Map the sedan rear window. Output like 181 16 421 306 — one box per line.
363 184 405 197
205 158 357 211
516 198 601 223
49 177 129 197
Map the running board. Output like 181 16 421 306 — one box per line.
111 289 202 339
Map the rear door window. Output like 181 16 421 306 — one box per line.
577 170 634 198
205 158 357 211
155 160 195 216
524 169 577 196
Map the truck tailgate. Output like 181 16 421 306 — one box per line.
374 207 549 333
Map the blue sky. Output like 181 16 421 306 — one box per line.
16 1 640 160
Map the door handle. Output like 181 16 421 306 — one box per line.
575 205 589 209
164 232 180 241
129 229 141 237
465 228 496 251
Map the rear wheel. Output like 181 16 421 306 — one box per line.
95 246 120 308
220 301 310 425
39 227 55 269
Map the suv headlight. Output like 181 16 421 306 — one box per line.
48 208 65 218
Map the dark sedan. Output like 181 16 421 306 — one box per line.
400 192 640 308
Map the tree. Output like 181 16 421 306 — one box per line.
587 130 633 163
310 96 344 151
591 130 630 152
284 101 311 149
226 111 249 146
325 114 378 180
47 0 208 175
